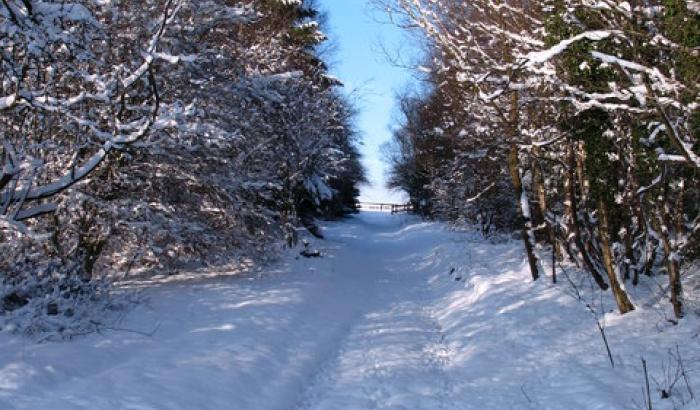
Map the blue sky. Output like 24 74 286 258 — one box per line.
317 0 412 203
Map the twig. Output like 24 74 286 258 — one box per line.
520 384 533 404
675 344 695 401
103 321 162 337
560 262 614 368
595 309 615 368
643 357 653 410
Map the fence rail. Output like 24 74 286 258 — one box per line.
357 202 413 214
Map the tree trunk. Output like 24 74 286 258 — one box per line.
509 144 540 281
624 144 644 285
575 142 601 260
659 220 683 320
643 233 657 277
675 179 685 236
564 144 609 290
506 90 540 281
654 187 683 319
532 146 557 283
623 223 635 282
598 199 635 314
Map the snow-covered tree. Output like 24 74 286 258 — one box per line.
380 0 699 317
1 0 365 332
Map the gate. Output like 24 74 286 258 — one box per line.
357 202 413 214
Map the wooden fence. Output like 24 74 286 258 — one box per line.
357 202 414 214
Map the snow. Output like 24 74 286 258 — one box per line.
1 213 699 409
0 94 17 110
591 51 673 84
304 175 334 203
525 31 614 65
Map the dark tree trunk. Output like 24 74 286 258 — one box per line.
564 144 609 290
598 199 635 314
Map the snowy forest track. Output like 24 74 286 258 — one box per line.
0 212 456 410
3 212 692 410
294 214 456 410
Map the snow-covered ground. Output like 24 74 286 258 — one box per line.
1 212 699 409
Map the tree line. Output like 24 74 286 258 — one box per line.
379 0 699 318
0 0 364 329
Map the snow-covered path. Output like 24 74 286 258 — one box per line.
0 213 457 410
1 212 698 409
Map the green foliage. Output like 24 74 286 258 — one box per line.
571 109 616 203
631 125 661 188
660 0 700 96
662 0 700 48
288 23 325 47
257 0 318 40
545 3 619 93
691 112 700 154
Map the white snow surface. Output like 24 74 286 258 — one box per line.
1 212 699 409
